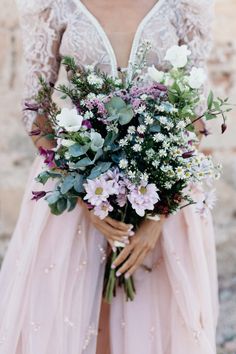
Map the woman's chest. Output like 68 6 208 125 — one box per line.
60 1 180 78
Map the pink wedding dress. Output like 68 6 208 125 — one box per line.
0 0 219 353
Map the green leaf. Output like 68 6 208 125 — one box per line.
205 113 216 121
74 157 93 168
87 165 103 179
99 161 112 173
73 174 84 193
56 198 67 214
60 175 75 194
105 97 126 115
46 191 61 205
93 148 103 162
118 106 134 125
69 144 89 157
207 90 214 110
67 197 78 212
35 171 51 185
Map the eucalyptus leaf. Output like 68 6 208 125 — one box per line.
67 197 78 212
60 175 75 194
56 198 67 214
118 106 134 125
93 148 103 162
69 144 89 157
74 174 84 193
46 191 61 205
74 157 93 168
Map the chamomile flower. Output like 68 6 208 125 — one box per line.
137 125 146 134
128 126 136 134
153 133 165 142
119 159 128 169
119 138 128 147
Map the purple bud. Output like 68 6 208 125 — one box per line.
221 123 227 134
182 151 195 158
31 191 47 201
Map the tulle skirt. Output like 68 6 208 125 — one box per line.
0 156 218 354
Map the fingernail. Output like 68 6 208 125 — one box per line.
129 231 135 236
125 273 130 279
112 246 117 252
116 271 121 277
128 225 134 231
122 236 128 240
111 264 116 269
124 240 130 245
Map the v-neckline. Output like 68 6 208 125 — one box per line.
76 0 165 78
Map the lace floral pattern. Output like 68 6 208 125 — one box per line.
17 0 214 131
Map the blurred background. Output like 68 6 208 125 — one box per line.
0 0 235 352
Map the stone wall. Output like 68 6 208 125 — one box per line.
0 0 236 352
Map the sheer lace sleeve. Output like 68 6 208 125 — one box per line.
174 0 214 68
17 0 66 132
174 0 215 117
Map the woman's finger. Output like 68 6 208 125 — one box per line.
96 224 130 244
115 248 143 276
105 217 133 233
111 243 134 269
124 251 147 278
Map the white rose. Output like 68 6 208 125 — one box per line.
56 108 83 132
90 132 104 151
187 67 206 89
147 65 165 82
164 45 191 68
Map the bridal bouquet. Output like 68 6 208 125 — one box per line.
29 42 230 302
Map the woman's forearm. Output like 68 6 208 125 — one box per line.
30 114 56 150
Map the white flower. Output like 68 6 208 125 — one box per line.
147 65 165 82
176 121 186 130
152 160 160 168
187 67 206 89
90 132 104 151
119 138 128 147
159 116 168 125
159 149 167 157
153 133 165 142
56 108 83 132
84 111 94 119
165 45 191 68
140 94 148 100
133 144 142 152
144 115 154 125
137 125 146 134
128 126 136 134
136 105 146 114
61 139 76 147
119 159 128 169
128 170 136 179
87 73 104 88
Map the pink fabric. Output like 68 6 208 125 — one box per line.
0 157 218 353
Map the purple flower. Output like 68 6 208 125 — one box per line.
82 120 92 129
93 202 113 219
83 177 114 206
31 191 47 201
127 182 160 217
38 146 55 167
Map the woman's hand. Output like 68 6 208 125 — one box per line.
88 212 134 249
111 217 165 278
79 198 134 249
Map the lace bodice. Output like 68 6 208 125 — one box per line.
16 0 214 132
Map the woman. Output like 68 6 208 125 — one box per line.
0 0 218 353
